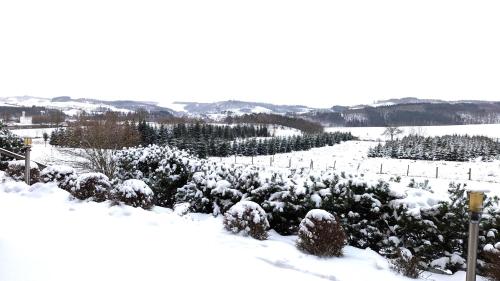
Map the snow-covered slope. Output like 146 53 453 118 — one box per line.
174 100 315 116
0 96 176 116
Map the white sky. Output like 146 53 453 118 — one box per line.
1 0 499 108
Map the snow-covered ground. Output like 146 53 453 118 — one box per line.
0 175 482 281
326 124 500 141
11 127 57 139
211 141 500 197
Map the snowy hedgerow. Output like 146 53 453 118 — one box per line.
5 160 40 184
296 209 346 257
112 179 154 209
40 165 77 191
223 201 269 240
113 144 197 207
72 173 111 202
390 248 422 279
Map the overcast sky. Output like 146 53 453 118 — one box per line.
1 1 499 108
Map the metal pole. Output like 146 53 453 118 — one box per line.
25 146 31 185
466 191 485 281
466 212 480 281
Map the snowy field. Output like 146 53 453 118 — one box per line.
211 141 500 196
326 124 500 141
11 127 57 138
0 175 483 281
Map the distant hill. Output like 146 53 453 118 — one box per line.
173 100 314 116
307 102 500 127
3 95 500 127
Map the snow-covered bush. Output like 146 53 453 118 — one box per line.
260 172 311 235
40 165 77 191
176 163 251 216
112 179 154 209
296 209 346 257
72 173 111 202
0 123 24 165
113 145 197 207
5 160 40 183
320 174 401 251
390 248 422 279
484 250 500 281
223 201 269 240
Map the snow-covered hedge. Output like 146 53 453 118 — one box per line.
72 173 111 202
41 165 77 191
112 179 154 209
6 160 40 184
0 123 24 164
113 145 198 207
296 209 346 257
112 144 500 273
223 201 269 240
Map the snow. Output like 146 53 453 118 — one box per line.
0 96 131 116
325 124 500 141
305 209 335 221
11 128 57 139
40 165 76 177
8 160 39 170
115 179 154 197
0 175 484 281
210 140 500 198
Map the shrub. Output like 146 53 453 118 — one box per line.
0 123 24 162
390 248 422 279
40 165 77 191
5 160 40 184
72 173 111 202
484 250 500 281
112 179 154 209
223 201 269 240
296 209 346 257
113 145 196 207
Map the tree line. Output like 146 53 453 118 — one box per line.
169 132 355 158
368 134 500 161
224 113 324 134
49 116 354 159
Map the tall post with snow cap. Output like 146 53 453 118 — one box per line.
465 190 485 281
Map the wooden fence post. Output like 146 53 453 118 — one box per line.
379 163 383 174
288 158 291 168
234 155 237 164
333 160 336 170
436 166 439 179
468 168 472 180
407 165 410 176
310 160 314 170
270 156 272 167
